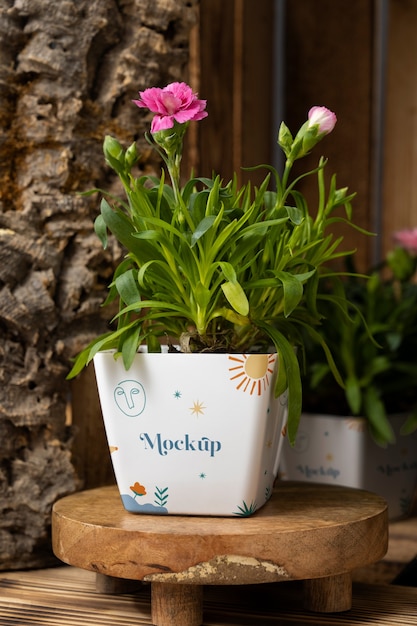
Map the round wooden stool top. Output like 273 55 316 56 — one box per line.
52 482 388 585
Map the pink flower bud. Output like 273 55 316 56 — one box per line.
393 228 417 254
308 106 337 135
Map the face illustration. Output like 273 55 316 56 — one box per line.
114 380 146 416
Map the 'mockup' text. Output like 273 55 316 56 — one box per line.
139 433 222 457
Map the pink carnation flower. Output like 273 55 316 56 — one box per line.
393 228 417 253
308 106 337 135
133 82 208 133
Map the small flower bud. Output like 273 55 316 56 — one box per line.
103 135 124 161
308 106 337 135
277 122 293 157
152 121 188 159
103 135 125 173
283 106 337 164
125 142 139 169
393 228 417 254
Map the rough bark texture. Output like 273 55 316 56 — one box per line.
0 0 197 570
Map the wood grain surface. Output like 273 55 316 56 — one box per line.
52 483 388 583
2 566 417 626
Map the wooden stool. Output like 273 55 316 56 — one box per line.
52 482 388 626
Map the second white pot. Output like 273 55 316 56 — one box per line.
279 412 417 519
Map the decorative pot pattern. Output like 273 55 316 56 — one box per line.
94 349 288 516
279 413 417 519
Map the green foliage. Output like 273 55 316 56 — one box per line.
301 253 417 446
68 114 362 445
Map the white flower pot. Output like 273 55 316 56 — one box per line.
93 348 288 516
279 413 417 519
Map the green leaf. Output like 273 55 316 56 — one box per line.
218 261 237 282
133 230 160 240
285 205 305 225
255 322 302 446
214 307 249 326
188 189 210 223
309 362 331 389
221 281 249 316
67 321 141 379
400 407 417 436
121 324 142 370
100 198 137 251
297 320 345 389
361 356 390 383
205 218 239 262
363 386 395 446
191 215 216 247
275 271 304 317
275 342 301 445
345 375 361 414
115 298 192 319
194 281 211 309
115 269 141 306
102 258 134 307
263 190 277 212
132 215 184 239
94 214 108 249
66 338 109 379
146 334 162 353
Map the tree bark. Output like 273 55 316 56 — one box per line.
0 0 198 570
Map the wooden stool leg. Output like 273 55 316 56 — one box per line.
303 572 352 612
151 582 203 626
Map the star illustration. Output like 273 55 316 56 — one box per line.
199 472 207 479
173 390 182 399
190 400 206 416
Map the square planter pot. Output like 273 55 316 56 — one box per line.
93 349 288 516
279 413 417 519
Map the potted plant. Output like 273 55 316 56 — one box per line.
279 233 417 518
68 81 361 516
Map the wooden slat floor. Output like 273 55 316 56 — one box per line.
1 566 417 626
1 514 417 625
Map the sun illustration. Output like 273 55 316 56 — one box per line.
228 354 276 395
345 418 367 432
190 400 206 416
